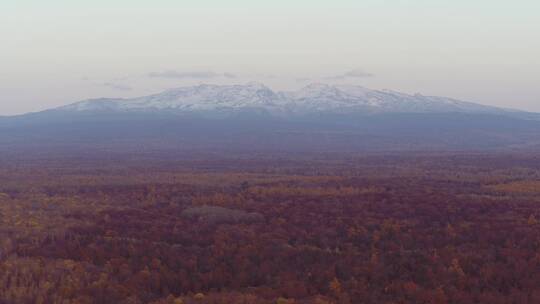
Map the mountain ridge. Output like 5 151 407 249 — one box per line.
2 82 540 154
51 82 526 117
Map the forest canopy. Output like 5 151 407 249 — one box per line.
0 153 539 303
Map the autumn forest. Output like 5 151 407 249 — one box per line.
0 152 539 304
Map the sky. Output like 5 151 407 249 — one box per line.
1 0 539 115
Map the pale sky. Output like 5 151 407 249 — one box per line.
1 0 539 115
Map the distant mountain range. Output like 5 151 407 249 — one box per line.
56 82 522 116
2 83 540 155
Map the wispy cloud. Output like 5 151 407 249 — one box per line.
102 82 133 91
148 70 236 79
327 69 374 80
223 72 237 79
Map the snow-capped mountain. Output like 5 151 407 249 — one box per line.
3 82 540 153
57 82 514 116
60 83 287 114
285 83 509 114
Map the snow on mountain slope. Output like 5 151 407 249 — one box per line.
57 83 514 116
125 82 287 111
59 98 125 112
287 83 507 114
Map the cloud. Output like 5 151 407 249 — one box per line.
102 82 133 91
327 69 374 80
148 70 236 79
296 77 311 83
223 72 237 79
